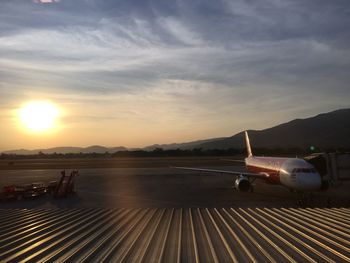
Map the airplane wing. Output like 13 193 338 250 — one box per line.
171 166 268 179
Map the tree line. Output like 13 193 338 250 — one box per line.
1 146 348 159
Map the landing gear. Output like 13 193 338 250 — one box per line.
249 178 256 193
326 197 332 207
297 195 307 207
296 192 311 207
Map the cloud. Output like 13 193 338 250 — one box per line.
158 17 203 46
34 0 60 3
0 0 349 149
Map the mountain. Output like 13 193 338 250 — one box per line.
3 109 349 154
3 146 127 155
197 109 350 149
143 138 225 151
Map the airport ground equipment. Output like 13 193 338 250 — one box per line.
305 153 350 188
54 170 79 197
0 170 78 201
1 182 50 201
1 185 27 200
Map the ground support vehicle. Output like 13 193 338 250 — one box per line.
0 170 78 201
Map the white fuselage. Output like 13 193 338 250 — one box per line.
245 156 322 191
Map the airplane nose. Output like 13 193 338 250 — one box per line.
299 173 322 191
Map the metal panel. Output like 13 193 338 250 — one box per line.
0 208 349 262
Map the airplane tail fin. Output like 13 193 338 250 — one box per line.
245 131 253 157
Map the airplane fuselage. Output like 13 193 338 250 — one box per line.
245 156 322 191
173 131 324 193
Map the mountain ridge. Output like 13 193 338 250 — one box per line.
3 146 127 155
197 108 350 149
2 108 349 154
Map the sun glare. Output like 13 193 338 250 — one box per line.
20 101 59 132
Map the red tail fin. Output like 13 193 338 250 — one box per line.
245 131 253 157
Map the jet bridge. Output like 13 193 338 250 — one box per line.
304 153 350 184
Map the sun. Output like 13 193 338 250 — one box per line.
20 101 59 132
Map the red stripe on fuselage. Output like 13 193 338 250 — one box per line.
245 156 289 185
246 165 281 184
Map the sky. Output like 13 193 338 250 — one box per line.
1 0 350 151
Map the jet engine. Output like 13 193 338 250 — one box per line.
234 176 251 192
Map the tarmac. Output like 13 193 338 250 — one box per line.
0 167 349 208
0 166 349 262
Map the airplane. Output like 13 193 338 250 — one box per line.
173 131 328 201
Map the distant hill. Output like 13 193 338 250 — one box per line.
3 146 127 155
197 109 350 149
143 138 225 151
3 108 349 154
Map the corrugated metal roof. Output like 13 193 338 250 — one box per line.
0 208 349 262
